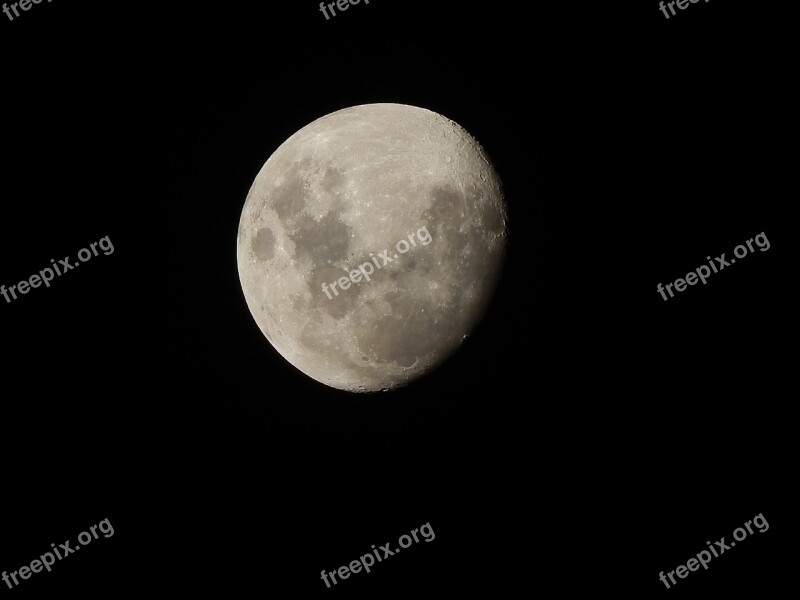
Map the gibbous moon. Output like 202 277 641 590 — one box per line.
237 103 507 392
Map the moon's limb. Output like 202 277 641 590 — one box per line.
237 103 507 392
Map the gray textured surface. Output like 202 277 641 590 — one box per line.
237 103 507 392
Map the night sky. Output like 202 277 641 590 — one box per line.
0 0 791 596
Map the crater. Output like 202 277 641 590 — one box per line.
321 167 345 194
358 297 448 367
272 160 310 223
289 210 350 265
251 228 276 261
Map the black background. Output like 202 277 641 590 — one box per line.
0 0 793 597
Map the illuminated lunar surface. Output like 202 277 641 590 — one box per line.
237 103 507 392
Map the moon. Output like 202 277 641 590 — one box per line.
237 103 507 392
